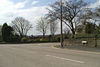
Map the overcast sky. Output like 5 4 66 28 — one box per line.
0 0 99 35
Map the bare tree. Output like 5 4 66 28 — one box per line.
91 7 100 22
47 0 87 37
12 17 32 37
36 17 49 38
49 20 58 40
64 27 71 35
49 20 58 36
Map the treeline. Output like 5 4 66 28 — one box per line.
45 0 100 38
0 17 32 43
1 0 100 43
0 17 59 43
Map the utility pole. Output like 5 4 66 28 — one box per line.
94 19 97 47
60 0 63 47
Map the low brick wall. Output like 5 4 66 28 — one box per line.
64 38 98 47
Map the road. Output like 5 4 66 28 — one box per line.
0 43 100 67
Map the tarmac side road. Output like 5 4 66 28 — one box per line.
0 43 100 67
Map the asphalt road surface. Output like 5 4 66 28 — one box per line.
0 43 100 67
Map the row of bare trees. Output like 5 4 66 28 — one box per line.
46 0 87 38
5 16 58 38
36 17 58 38
36 0 100 38
6 0 100 39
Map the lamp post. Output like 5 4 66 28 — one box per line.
60 0 63 47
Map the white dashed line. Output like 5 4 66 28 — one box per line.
46 55 85 64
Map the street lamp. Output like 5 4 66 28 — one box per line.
60 0 63 47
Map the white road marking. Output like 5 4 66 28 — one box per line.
46 55 85 64
51 46 100 55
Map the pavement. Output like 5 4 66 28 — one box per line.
0 43 100 67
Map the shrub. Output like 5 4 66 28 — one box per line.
32 39 40 42
64 36 69 39
40 38 44 41
8 36 20 43
21 37 27 42
0 35 3 42
27 39 33 43
55 36 60 42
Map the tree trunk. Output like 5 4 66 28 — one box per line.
71 29 75 38
71 21 75 38
43 33 45 38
